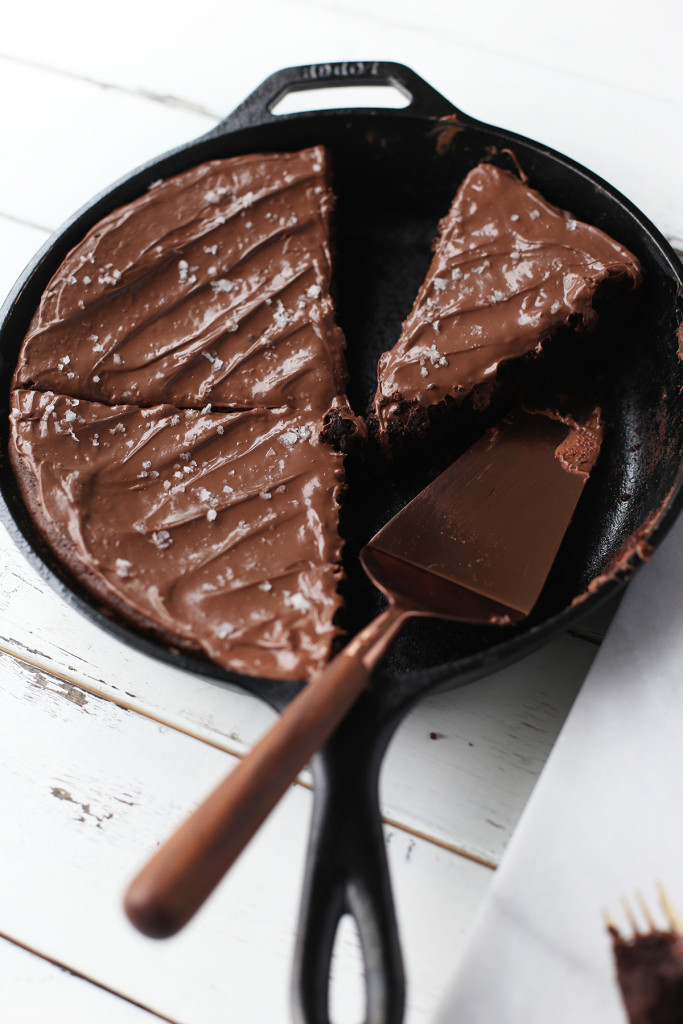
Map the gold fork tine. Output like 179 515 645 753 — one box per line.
657 882 683 934
609 885 682 940
621 895 641 937
635 890 657 932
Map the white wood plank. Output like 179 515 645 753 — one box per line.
0 648 492 1024
0 937 166 1023
381 633 597 864
1 8 681 244
305 0 682 104
0 217 49 304
0 522 597 861
0 58 211 233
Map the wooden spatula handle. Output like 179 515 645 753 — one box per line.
124 604 407 939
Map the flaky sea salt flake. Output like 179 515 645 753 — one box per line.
211 278 234 294
285 592 312 613
273 300 291 330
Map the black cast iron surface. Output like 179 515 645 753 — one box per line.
1 62 683 1024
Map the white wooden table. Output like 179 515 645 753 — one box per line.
1 4 680 1022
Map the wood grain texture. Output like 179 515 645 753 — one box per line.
0 937 167 1023
0 648 492 1024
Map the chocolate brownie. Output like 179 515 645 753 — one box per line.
371 163 642 448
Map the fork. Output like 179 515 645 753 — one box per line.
605 884 683 1024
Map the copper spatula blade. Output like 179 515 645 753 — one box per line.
368 410 601 621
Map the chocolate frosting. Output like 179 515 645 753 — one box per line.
14 147 350 420
9 147 365 681
10 390 345 680
373 163 642 439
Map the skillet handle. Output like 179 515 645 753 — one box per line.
211 61 459 133
292 711 404 1024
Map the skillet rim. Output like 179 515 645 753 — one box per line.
1 61 682 715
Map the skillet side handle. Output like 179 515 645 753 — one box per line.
293 713 404 1024
208 61 460 135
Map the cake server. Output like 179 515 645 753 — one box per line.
125 408 599 940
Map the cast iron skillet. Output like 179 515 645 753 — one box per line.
1 62 683 1024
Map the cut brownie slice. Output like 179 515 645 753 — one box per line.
10 390 345 680
371 162 642 447
13 147 354 423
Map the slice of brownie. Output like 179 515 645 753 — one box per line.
371 162 642 448
13 147 355 424
10 390 346 680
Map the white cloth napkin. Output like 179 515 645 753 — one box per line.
433 510 683 1023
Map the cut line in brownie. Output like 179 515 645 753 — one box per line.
370 162 642 449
